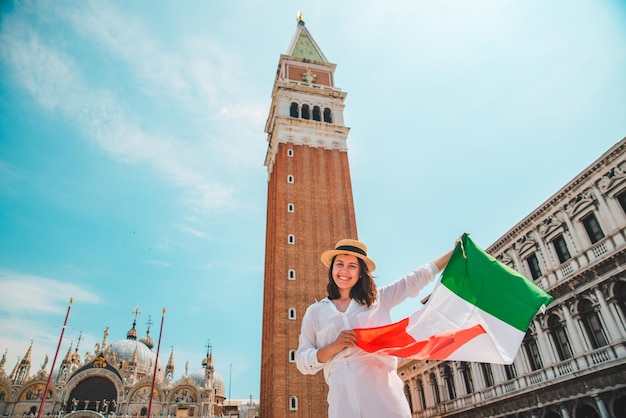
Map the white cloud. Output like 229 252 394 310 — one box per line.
145 259 172 267
175 224 209 239
0 10 236 213
0 270 101 315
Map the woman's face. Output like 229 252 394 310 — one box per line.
332 254 360 292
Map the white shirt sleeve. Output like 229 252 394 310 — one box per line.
295 305 325 375
378 262 439 309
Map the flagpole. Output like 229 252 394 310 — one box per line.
37 297 73 418
147 308 166 418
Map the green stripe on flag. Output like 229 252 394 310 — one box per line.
441 233 552 332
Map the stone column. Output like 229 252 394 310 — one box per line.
561 303 586 355
593 395 610 418
594 286 623 340
534 318 556 367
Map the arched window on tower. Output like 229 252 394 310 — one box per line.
290 102 299 118
548 314 573 360
287 175 294 184
301 104 310 119
288 269 296 280
288 234 295 245
312 106 321 121
288 349 296 363
289 396 298 411
288 308 296 320
323 107 332 123
287 148 294 157
287 203 295 213
580 299 608 348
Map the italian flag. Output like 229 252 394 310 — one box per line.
355 233 552 364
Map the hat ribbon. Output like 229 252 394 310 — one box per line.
336 245 367 257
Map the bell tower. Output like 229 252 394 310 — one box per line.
260 16 358 418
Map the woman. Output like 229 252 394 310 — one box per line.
295 238 456 418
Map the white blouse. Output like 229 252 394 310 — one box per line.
296 262 439 418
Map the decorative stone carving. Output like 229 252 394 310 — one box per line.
597 162 626 192
302 68 317 84
539 214 564 237
564 188 596 216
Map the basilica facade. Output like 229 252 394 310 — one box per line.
0 319 226 417
398 137 626 418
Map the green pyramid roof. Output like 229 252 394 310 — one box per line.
287 20 327 63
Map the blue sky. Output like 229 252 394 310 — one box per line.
0 0 625 400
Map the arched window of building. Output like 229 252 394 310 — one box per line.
581 213 605 244
312 106 321 121
287 148 294 157
429 372 440 404
525 253 542 280
443 364 456 400
576 403 600 418
615 281 626 326
288 308 296 320
287 175 294 184
504 363 517 380
616 189 626 213
287 203 295 213
404 384 413 413
580 299 608 348
480 363 494 387
290 102 299 118
288 234 295 245
523 331 543 371
301 104 310 119
288 269 296 280
551 234 572 264
459 362 474 394
289 396 298 411
288 349 296 363
416 378 426 410
323 107 332 123
548 314 573 360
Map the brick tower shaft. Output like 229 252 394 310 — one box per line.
260 18 359 418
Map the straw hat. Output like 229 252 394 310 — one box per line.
321 239 376 272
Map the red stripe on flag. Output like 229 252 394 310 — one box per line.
355 318 487 359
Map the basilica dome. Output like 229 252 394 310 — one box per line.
189 368 225 397
109 321 164 379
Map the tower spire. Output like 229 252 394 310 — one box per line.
286 17 328 62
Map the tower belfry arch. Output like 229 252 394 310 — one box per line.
260 16 359 418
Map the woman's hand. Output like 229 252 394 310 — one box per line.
433 234 466 271
334 330 357 350
316 330 357 363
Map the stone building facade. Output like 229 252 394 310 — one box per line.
398 137 626 418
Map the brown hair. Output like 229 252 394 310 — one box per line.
327 256 378 307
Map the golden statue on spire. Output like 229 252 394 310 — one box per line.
297 11 303 22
